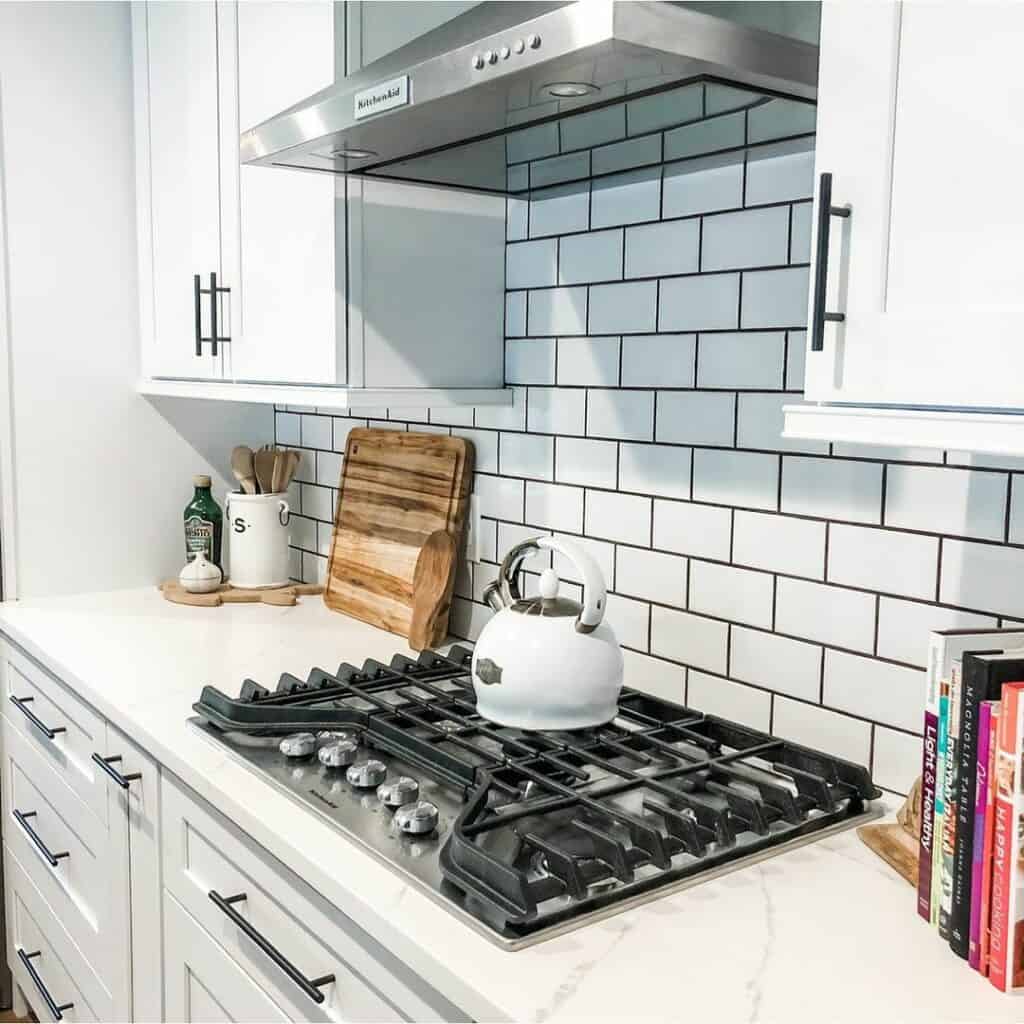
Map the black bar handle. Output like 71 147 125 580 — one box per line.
17 949 74 1020
209 891 334 1004
209 271 219 357
194 273 203 357
9 695 66 741
91 753 142 789
810 172 851 352
13 810 69 868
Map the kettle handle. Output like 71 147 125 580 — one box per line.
494 536 607 634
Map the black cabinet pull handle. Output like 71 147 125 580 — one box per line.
17 949 74 1020
209 891 334 1004
91 753 142 789
810 171 851 352
194 273 203 356
9 695 65 741
209 271 219 358
13 810 69 868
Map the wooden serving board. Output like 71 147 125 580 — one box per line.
325 428 473 646
159 580 323 607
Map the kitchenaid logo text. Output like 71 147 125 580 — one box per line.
353 76 409 120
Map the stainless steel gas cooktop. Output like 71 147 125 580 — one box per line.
191 646 882 949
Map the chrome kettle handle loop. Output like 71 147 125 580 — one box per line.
494 539 544 608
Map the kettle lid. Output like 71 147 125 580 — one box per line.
510 568 580 619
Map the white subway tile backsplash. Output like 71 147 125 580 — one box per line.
300 414 331 451
705 83 756 115
698 332 785 390
692 449 778 511
652 498 731 561
588 280 658 334
650 607 728 674
664 111 744 160
827 523 938 601
741 267 809 329
507 122 559 163
475 474 525 522
586 388 654 441
476 386 527 431
525 481 583 532
747 98 816 144
619 443 691 500
775 577 876 652
529 182 590 237
687 671 771 731
785 330 806 391
616 546 688 607
530 151 590 189
275 411 300 446
551 532 615 587
773 697 872 767
506 238 557 289
301 483 333 523
506 291 527 336
527 287 587 336
659 273 740 331
585 490 652 545
875 597 996 668
627 83 703 135
506 196 529 241
591 167 662 228
689 560 774 629
744 137 815 205
500 433 553 480
622 648 686 702
497 522 551 572
624 220 700 279
459 429 498 474
506 338 556 385
940 538 1024 618
656 391 736 447
885 464 1008 541
621 334 696 388
559 229 623 285
872 727 922 795
732 510 826 579
730 627 821 702
605 593 650 651
823 649 923 732
701 207 789 271
781 456 883 524
592 134 661 176
789 202 812 262
527 387 586 435
559 104 625 152
557 336 620 386
735 393 827 454
555 437 618 489
663 152 744 217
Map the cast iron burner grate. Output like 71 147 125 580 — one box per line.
193 646 882 943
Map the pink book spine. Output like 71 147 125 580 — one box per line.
969 701 995 969
981 704 1002 976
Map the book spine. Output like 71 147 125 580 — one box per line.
952 656 987 957
933 682 950 928
981 704 1001 976
918 637 943 922
1009 689 1024 991
969 701 994 969
939 663 963 940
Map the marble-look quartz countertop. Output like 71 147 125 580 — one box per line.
0 588 1016 1022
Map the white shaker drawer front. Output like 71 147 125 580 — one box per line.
3 722 128 1001
162 775 462 1022
2 644 108 824
164 891 289 1023
6 849 109 1023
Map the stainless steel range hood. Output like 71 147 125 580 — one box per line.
240 1 818 194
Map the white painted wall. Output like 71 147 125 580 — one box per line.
0 2 271 599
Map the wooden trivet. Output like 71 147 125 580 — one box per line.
857 775 921 886
159 580 323 608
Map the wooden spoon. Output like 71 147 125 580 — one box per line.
271 449 287 494
231 446 257 495
408 530 457 651
254 449 276 494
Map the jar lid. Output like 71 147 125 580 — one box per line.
193 474 212 487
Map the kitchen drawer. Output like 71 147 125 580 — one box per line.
2 643 108 824
162 775 463 1022
164 891 289 1023
6 848 111 1022
2 721 128 1002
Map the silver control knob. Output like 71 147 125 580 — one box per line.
484 49 498 64
317 729 356 743
346 759 387 788
377 776 420 808
394 800 439 835
471 53 484 70
318 738 359 768
527 33 541 49
279 732 316 758
514 38 525 54
500 45 511 60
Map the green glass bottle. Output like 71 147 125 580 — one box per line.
183 474 223 570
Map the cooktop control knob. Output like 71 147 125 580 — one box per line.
346 759 387 788
484 49 498 64
377 776 420 808
318 738 359 768
471 53 484 70
279 732 316 758
527 33 541 49
317 730 356 743
394 800 439 835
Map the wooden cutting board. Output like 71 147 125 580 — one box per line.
324 428 474 646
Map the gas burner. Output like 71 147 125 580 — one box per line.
192 645 882 948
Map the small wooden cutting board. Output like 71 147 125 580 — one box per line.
325 428 473 647
159 580 323 607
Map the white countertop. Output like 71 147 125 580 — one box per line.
0 587 1016 1022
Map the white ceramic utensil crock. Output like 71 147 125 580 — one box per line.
471 536 623 730
225 491 292 589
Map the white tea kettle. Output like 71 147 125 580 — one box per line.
472 536 623 730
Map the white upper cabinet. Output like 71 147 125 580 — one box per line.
134 1 224 381
790 0 1024 451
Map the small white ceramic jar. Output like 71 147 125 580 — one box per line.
225 492 292 589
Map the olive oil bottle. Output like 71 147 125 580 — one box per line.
183 474 223 570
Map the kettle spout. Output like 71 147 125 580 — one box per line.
482 580 506 612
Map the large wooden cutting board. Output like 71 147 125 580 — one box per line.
324 428 474 645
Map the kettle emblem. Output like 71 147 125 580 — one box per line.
475 658 503 686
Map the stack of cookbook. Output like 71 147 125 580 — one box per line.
919 628 1024 991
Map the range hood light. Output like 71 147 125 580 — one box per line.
330 147 378 160
541 81 599 99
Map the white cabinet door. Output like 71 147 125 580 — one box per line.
222 1 340 385
135 1 224 380
806 1 1024 410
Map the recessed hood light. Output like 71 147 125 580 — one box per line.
330 147 377 160
541 82 600 99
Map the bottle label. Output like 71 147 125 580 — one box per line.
184 515 214 560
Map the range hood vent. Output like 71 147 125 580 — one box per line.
240 1 818 194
